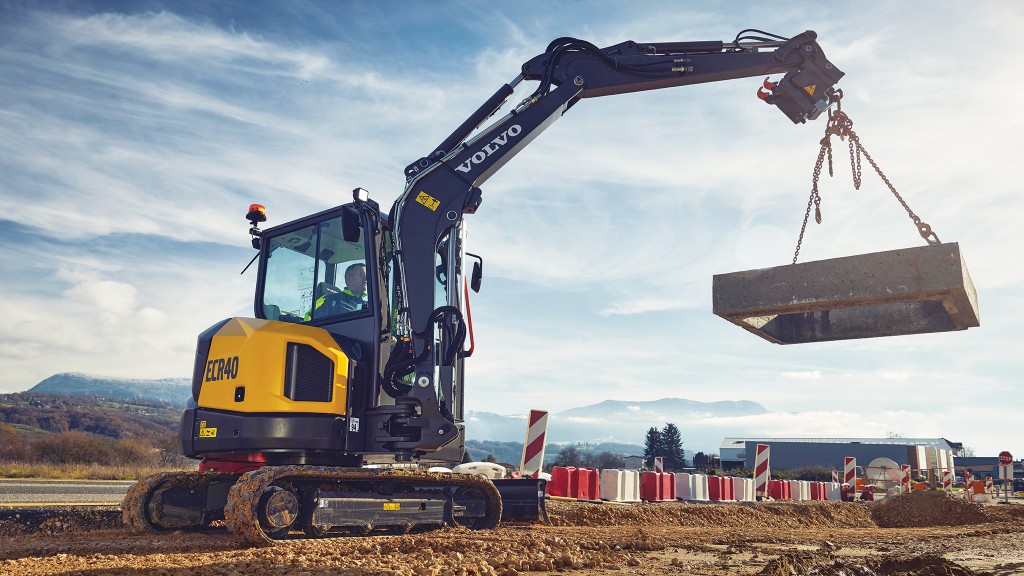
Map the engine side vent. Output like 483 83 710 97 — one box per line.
284 343 334 402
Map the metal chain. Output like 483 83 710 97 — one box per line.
846 131 940 245
792 142 826 264
792 93 940 264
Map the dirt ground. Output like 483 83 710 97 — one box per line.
2 491 1024 576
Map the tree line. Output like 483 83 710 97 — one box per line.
0 393 180 442
0 393 185 469
549 422 699 472
0 424 183 468
643 423 686 470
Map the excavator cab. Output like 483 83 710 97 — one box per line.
180 203 376 469
181 195 474 470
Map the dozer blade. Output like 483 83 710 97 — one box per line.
492 478 548 523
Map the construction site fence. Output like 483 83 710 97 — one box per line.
544 466 844 503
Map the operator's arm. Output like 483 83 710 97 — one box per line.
385 30 843 435
520 31 841 111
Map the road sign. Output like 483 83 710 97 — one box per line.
999 451 1013 465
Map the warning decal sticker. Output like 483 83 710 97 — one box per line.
415 192 440 211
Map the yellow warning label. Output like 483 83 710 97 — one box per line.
199 421 218 438
383 502 401 511
804 84 817 96
415 192 440 211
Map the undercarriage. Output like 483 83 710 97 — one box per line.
122 466 543 546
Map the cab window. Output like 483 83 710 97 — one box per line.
260 216 368 323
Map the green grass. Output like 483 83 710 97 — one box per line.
7 423 49 438
0 461 197 480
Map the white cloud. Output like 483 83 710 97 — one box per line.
51 11 330 77
1 1 1022 459
780 371 822 380
63 280 138 315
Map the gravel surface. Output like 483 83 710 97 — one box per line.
2 494 1024 575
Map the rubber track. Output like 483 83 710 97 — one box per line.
122 471 176 533
223 465 503 547
121 471 236 532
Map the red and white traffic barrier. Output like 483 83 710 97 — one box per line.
600 469 640 502
692 473 709 501
827 482 843 501
790 480 813 501
639 471 675 501
901 465 911 493
754 444 771 499
733 477 755 502
453 461 508 479
519 409 548 478
653 456 664 473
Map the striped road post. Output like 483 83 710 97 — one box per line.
518 410 548 478
831 470 839 483
844 457 857 497
654 456 664 473
901 464 911 493
754 444 770 499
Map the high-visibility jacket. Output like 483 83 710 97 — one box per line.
305 288 366 321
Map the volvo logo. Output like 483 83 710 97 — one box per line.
454 124 522 174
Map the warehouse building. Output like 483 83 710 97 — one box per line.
720 437 963 474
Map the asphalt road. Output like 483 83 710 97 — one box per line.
0 478 133 507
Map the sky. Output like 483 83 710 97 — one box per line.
2 1 1022 457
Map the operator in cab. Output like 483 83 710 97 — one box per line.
306 263 368 320
336 263 368 310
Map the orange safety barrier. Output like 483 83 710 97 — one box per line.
589 467 602 498
708 476 720 500
639 471 675 501
708 476 736 501
568 467 582 498
971 480 987 495
660 472 675 500
546 466 606 501
546 466 573 497
768 479 791 500
573 468 601 500
640 471 661 500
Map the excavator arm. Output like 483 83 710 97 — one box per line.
381 30 843 454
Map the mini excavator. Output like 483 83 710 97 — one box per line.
123 30 844 545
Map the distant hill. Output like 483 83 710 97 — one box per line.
0 392 182 442
29 373 191 405
466 398 767 455
464 439 644 466
559 398 767 420
24 373 766 454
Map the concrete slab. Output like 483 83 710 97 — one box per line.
712 243 979 344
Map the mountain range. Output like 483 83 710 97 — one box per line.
25 373 766 454
31 373 191 404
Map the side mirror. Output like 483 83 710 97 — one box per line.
341 206 361 243
466 252 483 293
470 260 483 293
